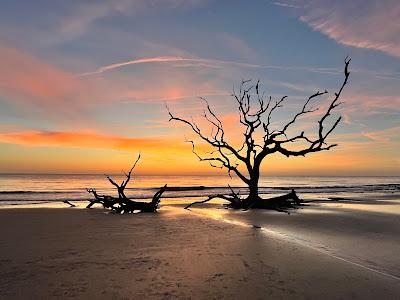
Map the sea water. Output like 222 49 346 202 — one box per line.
0 174 398 207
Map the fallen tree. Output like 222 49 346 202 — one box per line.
86 154 167 214
184 186 301 213
169 58 351 212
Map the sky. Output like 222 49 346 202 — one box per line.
0 0 399 176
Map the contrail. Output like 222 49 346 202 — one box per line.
78 55 400 81
77 55 341 77
78 56 191 76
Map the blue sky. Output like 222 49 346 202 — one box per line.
0 0 399 175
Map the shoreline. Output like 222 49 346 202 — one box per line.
1 206 399 299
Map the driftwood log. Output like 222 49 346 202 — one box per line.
63 200 76 207
86 155 167 214
185 187 302 213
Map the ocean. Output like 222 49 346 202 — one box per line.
0 174 399 208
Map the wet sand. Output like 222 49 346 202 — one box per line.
198 201 400 280
0 207 399 299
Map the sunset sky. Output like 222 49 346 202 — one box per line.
0 0 399 175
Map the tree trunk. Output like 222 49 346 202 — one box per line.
248 179 260 200
184 162 303 212
243 167 302 211
243 168 261 207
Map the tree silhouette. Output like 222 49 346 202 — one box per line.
168 58 350 210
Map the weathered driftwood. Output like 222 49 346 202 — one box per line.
63 200 76 207
86 155 167 214
86 185 167 213
185 188 302 213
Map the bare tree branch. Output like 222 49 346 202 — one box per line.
168 58 351 208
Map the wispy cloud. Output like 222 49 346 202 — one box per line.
0 44 87 112
295 0 400 58
218 33 258 60
272 1 301 9
0 130 177 152
59 0 210 39
0 43 228 116
344 94 400 113
120 92 230 104
361 126 400 143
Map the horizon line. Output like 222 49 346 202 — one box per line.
0 173 399 177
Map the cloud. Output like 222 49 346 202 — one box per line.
361 126 400 143
0 129 178 152
0 43 229 118
59 1 126 38
272 2 301 9
0 44 87 112
344 94 400 114
295 0 400 58
120 92 229 103
59 0 211 39
0 128 223 174
218 33 258 60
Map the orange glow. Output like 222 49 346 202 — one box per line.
0 129 398 175
0 130 180 152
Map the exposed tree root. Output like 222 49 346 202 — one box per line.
185 189 302 213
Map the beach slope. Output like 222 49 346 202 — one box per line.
0 208 399 299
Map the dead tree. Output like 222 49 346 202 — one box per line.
86 154 167 214
184 188 301 212
168 58 351 211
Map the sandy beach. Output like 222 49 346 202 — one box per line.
0 206 399 299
